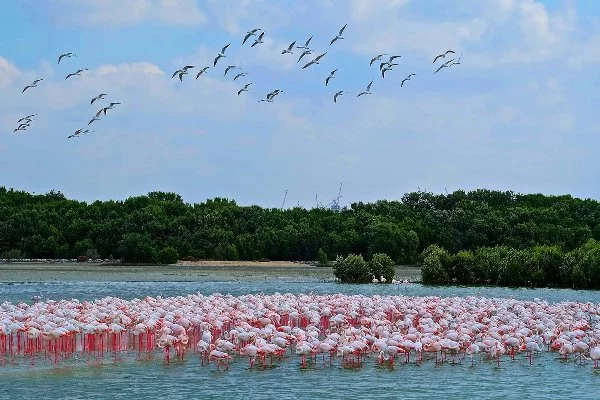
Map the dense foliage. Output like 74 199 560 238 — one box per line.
333 253 396 283
1 187 600 268
421 239 600 289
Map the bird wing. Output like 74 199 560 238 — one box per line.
305 36 313 47
213 55 221 66
91 97 98 104
95 109 104 117
58 54 66 63
329 37 337 46
258 32 264 40
370 57 376 66
382 69 387 78
367 80 373 91
379 62 387 71
302 61 315 69
434 65 445 74
339 23 347 35
433 54 443 63
172 70 180 78
237 89 243 95
326 76 331 86
22 86 31 93
401 79 407 87
445 50 455 54
242 33 253 44
251 40 259 47
287 41 296 51
184 65 195 70
65 73 73 80
222 43 231 53
316 52 327 61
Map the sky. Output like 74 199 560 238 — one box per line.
1 0 599 209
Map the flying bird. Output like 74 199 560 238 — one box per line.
224 65 239 76
19 114 37 122
381 66 392 78
22 78 43 93
88 117 101 125
251 32 265 47
325 69 338 86
65 69 88 80
172 65 194 78
357 80 373 97
329 23 347 46
388 55 401 63
91 93 107 104
57 52 75 64
369 54 387 66
13 126 27 132
214 43 231 66
233 72 248 81
302 52 327 69
333 90 343 103
242 28 261 45
434 63 448 74
401 73 416 87
237 83 252 95
108 102 121 108
297 36 313 49
297 49 312 63
282 41 296 54
196 66 210 79
433 50 455 63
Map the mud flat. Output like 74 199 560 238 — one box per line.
0 262 421 283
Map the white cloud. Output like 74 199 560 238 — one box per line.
0 56 21 88
25 0 207 28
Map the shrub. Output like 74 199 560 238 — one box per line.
225 244 240 261
317 248 329 267
158 246 179 264
118 233 156 263
333 254 371 283
180 255 197 262
449 250 475 284
85 248 101 260
421 253 450 284
1 249 22 260
77 255 88 263
369 253 395 282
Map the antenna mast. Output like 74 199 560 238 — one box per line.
281 189 288 210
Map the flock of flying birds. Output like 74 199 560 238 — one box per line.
12 23 461 136
171 24 461 104
13 52 122 139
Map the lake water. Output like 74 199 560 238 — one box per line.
1 265 599 399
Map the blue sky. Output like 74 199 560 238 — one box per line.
1 0 599 208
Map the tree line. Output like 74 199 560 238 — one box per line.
1 187 600 268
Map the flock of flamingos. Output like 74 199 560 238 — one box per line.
1 292 599 371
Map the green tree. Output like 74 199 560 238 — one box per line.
369 253 395 282
225 244 240 261
317 248 329 267
333 254 371 283
118 233 156 263
157 246 179 264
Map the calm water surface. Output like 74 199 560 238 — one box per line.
1 265 599 399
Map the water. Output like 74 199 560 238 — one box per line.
1 270 599 399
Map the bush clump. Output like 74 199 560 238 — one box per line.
333 254 371 283
369 253 395 282
317 248 329 267
157 246 179 264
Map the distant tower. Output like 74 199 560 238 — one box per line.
329 183 343 212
